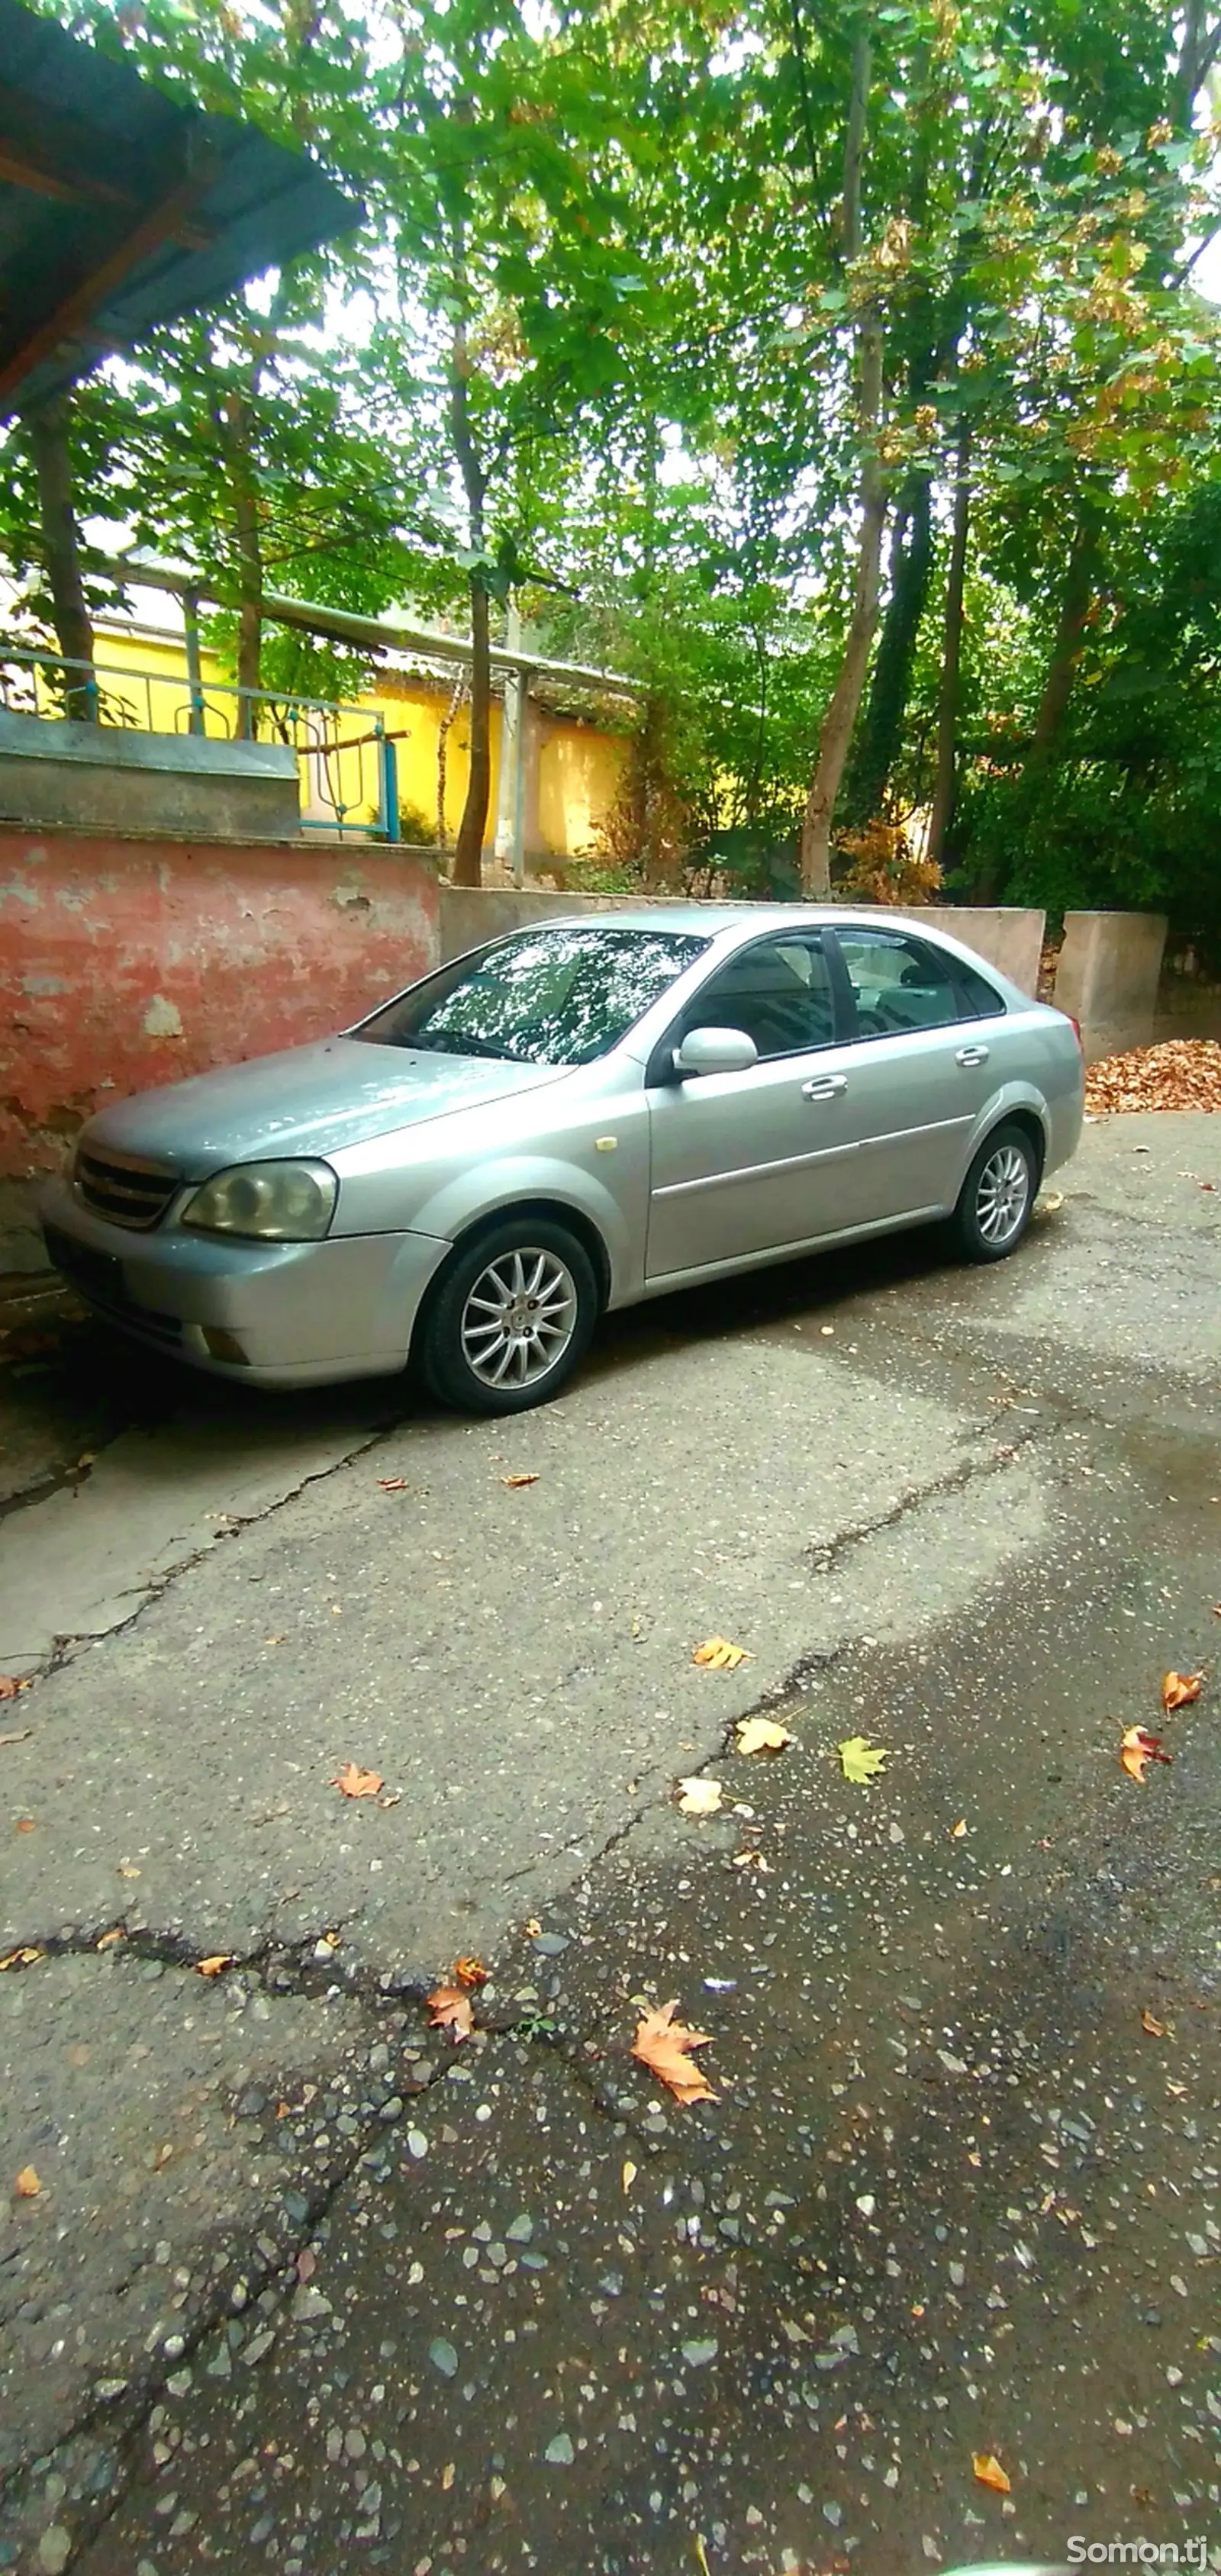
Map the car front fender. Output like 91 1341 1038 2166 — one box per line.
405 1154 636 1303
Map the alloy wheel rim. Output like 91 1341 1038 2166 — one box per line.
975 1141 1029 1245
460 1248 578 1389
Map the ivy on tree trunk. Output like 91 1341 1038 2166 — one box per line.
843 470 933 829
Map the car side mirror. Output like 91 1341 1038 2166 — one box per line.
672 1025 759 1079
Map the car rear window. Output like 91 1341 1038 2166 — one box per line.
353 926 710 1067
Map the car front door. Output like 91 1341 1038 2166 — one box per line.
644 932 867 1280
824 926 1008 1220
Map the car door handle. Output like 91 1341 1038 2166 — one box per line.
955 1044 989 1067
801 1074 848 1101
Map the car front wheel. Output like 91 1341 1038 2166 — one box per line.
952 1121 1039 1263
417 1217 598 1415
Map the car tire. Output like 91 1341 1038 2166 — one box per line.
417 1216 599 1415
952 1121 1040 1264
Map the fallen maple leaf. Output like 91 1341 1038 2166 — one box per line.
454 1955 488 1988
0 1946 42 1972
427 1985 474 2039
0 1676 30 1701
14 1818 35 1833
735 1717 793 1755
838 1736 888 1784
677 1777 723 1816
632 2000 716 2104
14 2166 40 2198
730 1848 768 1869
332 1763 383 1799
1120 1725 1172 1782
1141 2008 1167 2037
95 1929 124 1952
972 2452 1011 2494
1162 1670 1203 1712
950 1817 968 1839
378 1476 408 1492
197 1954 234 1978
692 1637 751 1672
501 1472 539 1488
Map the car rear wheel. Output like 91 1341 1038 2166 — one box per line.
952 1122 1039 1264
418 1218 598 1415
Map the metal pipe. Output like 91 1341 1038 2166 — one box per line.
90 552 640 700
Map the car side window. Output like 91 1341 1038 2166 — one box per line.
679 935 838 1062
832 929 967 1040
953 957 1007 1020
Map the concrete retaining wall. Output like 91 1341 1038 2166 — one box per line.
0 712 301 840
0 827 438 1270
1053 910 1168 1064
440 886 690 961
891 905 1044 998
441 887 1045 995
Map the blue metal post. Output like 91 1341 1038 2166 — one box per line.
381 731 400 841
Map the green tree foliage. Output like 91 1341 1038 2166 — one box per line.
2 0 1220 940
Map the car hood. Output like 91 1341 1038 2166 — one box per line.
82 1039 567 1177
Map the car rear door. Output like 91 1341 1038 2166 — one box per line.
823 926 1009 1221
644 932 867 1279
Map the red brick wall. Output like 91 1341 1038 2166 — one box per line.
0 826 440 1184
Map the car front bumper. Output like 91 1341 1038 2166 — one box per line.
40 1178 451 1387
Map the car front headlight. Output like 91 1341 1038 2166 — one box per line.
180 1159 338 1242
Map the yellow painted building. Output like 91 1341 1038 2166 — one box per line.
76 615 628 860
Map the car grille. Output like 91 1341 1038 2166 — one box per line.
43 1224 183 1346
76 1146 180 1230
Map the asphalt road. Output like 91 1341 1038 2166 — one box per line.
2 1111 1219 2576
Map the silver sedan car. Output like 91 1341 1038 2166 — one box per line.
41 906 1084 1413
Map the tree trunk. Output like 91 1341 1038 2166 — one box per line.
800 317 886 893
437 668 468 855
800 21 887 897
27 395 95 720
449 314 490 888
926 418 971 871
1172 0 1221 125
454 575 491 887
221 390 263 739
1022 512 1100 784
844 470 932 826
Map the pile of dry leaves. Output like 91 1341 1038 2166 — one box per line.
1084 1038 1221 1115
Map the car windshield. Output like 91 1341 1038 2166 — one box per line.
352 926 709 1068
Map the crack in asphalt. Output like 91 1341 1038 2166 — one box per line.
801 1414 1049 1581
0 1391 1062 2555
12 1418 404 1686
0 1971 636 2558
0 2046 453 2549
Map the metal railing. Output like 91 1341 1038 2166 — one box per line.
0 642 403 841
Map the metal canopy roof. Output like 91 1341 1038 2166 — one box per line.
0 0 362 418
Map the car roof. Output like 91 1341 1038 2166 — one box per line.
511 903 825 934
508 903 959 940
